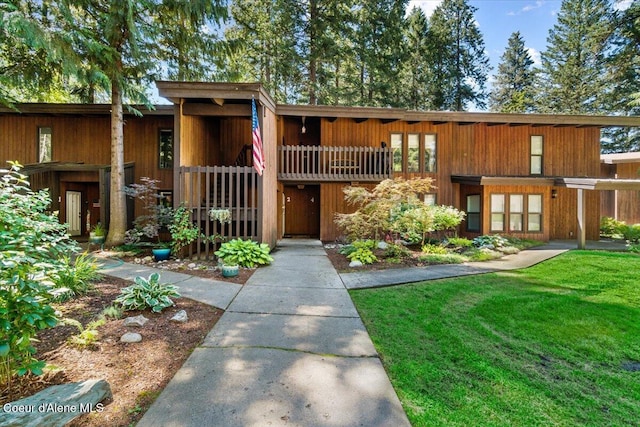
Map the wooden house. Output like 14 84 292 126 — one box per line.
2 81 639 253
601 152 640 225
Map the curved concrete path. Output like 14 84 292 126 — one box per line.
97 239 622 426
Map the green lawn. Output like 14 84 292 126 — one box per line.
350 251 640 427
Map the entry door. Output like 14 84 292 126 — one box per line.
284 185 320 237
65 190 82 236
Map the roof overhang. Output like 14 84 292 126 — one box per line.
20 161 135 175
555 177 640 191
451 175 556 186
0 104 173 116
155 81 277 112
601 152 640 164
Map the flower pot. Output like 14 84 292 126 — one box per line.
152 248 171 262
221 264 239 278
89 232 105 245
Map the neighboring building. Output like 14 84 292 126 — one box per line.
601 152 640 225
2 82 640 252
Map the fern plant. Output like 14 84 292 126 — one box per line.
115 273 181 313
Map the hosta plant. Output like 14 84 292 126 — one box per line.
115 273 181 313
214 238 273 268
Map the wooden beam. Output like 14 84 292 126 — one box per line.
577 188 586 249
182 103 251 116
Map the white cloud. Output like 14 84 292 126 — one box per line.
527 47 541 67
406 0 444 18
615 0 632 11
508 1 546 16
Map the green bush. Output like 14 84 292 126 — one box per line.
1 161 79 381
620 224 640 244
52 252 102 301
214 238 273 268
421 243 449 254
346 240 378 265
473 234 509 248
600 216 625 238
418 253 467 264
115 273 181 313
168 205 204 254
384 243 411 259
445 237 474 248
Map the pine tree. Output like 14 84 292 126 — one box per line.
489 31 535 113
536 0 614 114
426 0 490 111
601 1 640 153
400 7 431 110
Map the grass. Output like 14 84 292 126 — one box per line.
350 250 640 427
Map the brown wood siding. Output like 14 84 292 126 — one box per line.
319 182 375 241
603 162 640 224
549 187 599 240
1 114 173 222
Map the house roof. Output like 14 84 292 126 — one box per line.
0 104 173 116
452 175 640 191
601 152 640 164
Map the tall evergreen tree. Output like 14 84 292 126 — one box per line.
489 31 535 113
400 7 431 110
536 0 614 114
602 1 640 152
426 0 490 111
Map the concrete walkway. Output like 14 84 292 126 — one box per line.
96 238 625 426
100 239 410 427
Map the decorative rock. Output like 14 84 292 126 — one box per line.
123 314 148 327
377 241 388 250
349 260 363 268
0 379 111 427
188 263 197 269
171 310 188 323
120 332 142 343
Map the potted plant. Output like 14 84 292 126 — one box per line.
89 222 106 245
168 205 204 258
151 243 172 262
220 255 239 278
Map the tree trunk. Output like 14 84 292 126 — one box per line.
105 83 126 247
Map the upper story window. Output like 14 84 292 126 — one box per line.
391 133 403 173
38 126 52 163
408 133 420 172
159 129 174 169
530 135 543 175
424 134 436 173
390 132 438 174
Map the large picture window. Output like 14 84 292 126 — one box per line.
490 192 543 233
38 126 52 163
530 135 543 175
159 129 174 169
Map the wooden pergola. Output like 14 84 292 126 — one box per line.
555 178 640 248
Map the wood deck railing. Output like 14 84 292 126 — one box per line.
178 166 258 259
278 146 393 182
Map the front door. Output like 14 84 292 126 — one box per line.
65 190 82 236
284 185 320 237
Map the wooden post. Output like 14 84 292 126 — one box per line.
577 188 586 249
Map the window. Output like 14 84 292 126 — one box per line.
509 194 524 231
466 194 481 232
391 133 403 173
528 194 542 231
424 134 436 173
408 134 420 172
530 135 543 175
424 193 437 206
38 127 52 163
159 129 174 169
490 194 505 231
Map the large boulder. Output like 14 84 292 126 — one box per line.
0 379 111 427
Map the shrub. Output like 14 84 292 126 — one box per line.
115 273 181 313
620 224 640 244
600 216 625 238
418 253 467 264
445 237 474 249
168 205 204 254
346 240 378 265
214 238 273 268
473 234 509 248
52 252 102 301
421 243 449 254
384 243 411 259
1 161 79 381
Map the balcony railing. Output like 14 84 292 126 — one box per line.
278 145 393 182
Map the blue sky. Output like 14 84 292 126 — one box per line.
407 0 633 73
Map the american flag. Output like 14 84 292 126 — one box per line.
252 97 265 176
